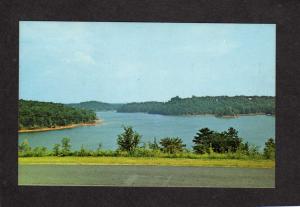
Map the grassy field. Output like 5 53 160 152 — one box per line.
19 156 275 168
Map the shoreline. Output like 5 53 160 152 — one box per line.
18 119 102 133
129 112 273 118
219 113 274 118
219 113 265 118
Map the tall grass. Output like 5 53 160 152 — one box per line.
18 146 266 160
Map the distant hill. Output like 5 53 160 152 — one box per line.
117 96 275 116
66 101 123 111
19 100 97 130
65 96 275 117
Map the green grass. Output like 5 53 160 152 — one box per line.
19 156 275 168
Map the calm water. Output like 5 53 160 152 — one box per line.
19 111 275 150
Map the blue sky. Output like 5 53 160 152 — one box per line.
20 22 275 103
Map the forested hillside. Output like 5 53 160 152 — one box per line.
19 100 97 130
66 101 122 111
117 96 275 116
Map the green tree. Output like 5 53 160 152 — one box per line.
210 132 227 153
117 126 141 152
117 96 275 116
239 141 249 154
19 139 31 152
52 143 61 156
193 127 243 153
159 137 186 154
32 146 47 157
223 127 242 152
263 138 275 159
19 99 97 130
18 139 32 156
78 144 90 156
61 137 71 156
193 128 214 154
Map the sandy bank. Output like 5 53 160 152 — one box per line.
19 119 102 133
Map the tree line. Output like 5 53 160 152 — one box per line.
19 126 275 160
66 101 122 111
19 100 97 130
117 95 275 116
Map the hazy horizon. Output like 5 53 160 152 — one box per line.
20 22 276 103
20 94 275 105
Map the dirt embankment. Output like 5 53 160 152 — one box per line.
18 119 102 133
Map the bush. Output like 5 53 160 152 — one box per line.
247 144 263 159
263 138 275 160
148 138 160 150
18 139 33 157
32 146 48 157
52 144 61 156
117 126 141 152
74 145 93 156
61 137 71 156
97 150 118 157
18 133 272 161
159 137 186 154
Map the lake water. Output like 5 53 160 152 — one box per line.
19 111 275 151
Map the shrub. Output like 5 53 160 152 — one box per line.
75 145 93 156
117 126 141 152
96 149 118 157
263 138 275 160
61 137 71 156
247 144 263 159
18 139 33 157
52 144 61 156
32 146 48 157
159 137 186 154
148 138 160 150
